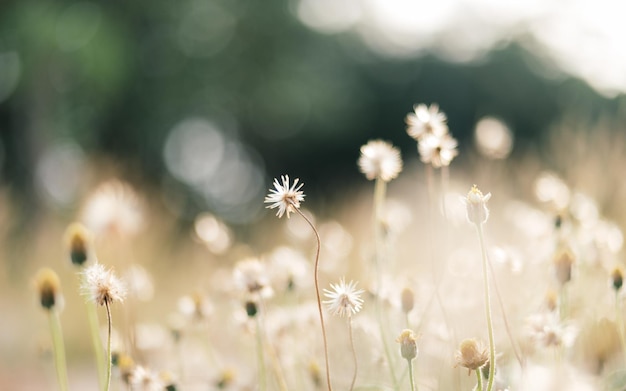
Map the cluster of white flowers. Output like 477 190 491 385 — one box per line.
406 103 458 168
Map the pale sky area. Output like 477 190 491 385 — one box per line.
295 0 626 97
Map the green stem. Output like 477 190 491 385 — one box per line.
475 369 483 391
348 317 358 391
294 206 332 391
255 316 267 391
407 359 417 391
373 178 399 390
49 310 69 391
86 300 106 390
615 291 626 369
105 301 113 391
476 224 496 391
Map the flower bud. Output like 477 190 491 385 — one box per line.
396 329 418 361
64 222 92 267
34 268 63 311
465 185 491 225
612 267 623 292
401 287 414 314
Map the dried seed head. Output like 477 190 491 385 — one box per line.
34 268 63 311
357 140 403 182
81 263 126 306
401 287 415 314
612 267 623 292
465 185 491 226
264 175 305 219
396 329 418 361
64 222 93 267
455 338 489 374
553 247 575 286
323 278 365 318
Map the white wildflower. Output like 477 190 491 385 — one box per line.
264 175 305 219
405 103 448 140
357 140 403 182
323 278 364 318
418 133 458 168
81 263 126 306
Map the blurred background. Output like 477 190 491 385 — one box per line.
1 0 626 388
1 0 625 227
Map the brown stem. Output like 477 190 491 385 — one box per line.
348 317 357 391
293 206 332 391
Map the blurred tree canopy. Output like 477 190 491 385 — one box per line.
0 0 623 225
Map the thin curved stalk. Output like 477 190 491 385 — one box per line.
293 206 332 391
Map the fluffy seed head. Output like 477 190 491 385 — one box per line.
264 175 305 219
81 263 126 306
396 329 418 361
465 185 491 225
64 222 93 267
34 268 63 311
455 338 489 374
418 133 458 168
405 103 449 140
357 140 403 182
323 278 364 318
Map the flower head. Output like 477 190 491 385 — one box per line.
612 267 624 291
81 263 126 306
418 133 458 168
264 175 305 219
233 257 274 299
406 103 448 140
80 180 144 237
553 247 575 286
357 140 403 182
465 185 491 225
34 268 63 311
323 278 364 318
455 338 489 374
396 329 418 361
64 222 93 267
129 366 164 391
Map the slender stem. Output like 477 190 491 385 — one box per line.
475 369 483 391
105 301 113 391
559 285 568 321
615 291 626 369
407 359 417 391
49 310 69 391
487 257 525 370
476 224 496 391
373 178 399 390
258 300 289 391
86 300 106 390
255 316 267 391
293 206 332 391
348 317 358 391
440 166 449 222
